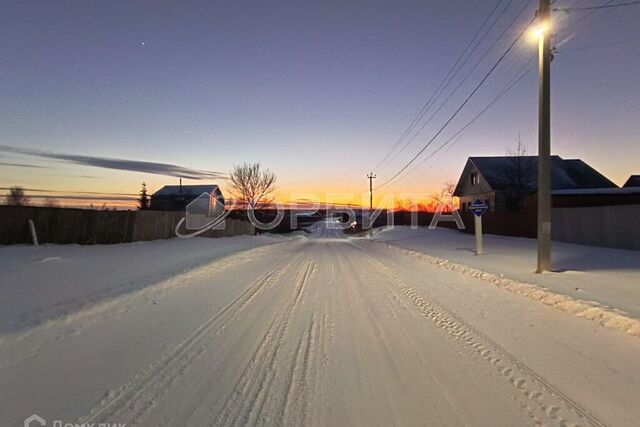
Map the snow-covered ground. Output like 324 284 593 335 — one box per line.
1 223 639 426
372 226 640 319
0 234 290 335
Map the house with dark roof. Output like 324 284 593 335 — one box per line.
453 156 618 212
150 183 224 211
623 175 640 188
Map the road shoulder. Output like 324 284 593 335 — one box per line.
369 227 640 337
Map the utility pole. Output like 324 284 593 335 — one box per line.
536 0 552 273
367 173 376 211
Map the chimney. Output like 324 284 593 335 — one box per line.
179 178 182 192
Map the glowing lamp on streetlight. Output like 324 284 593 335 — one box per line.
530 21 550 42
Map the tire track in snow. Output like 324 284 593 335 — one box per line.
340 243 471 425
341 249 407 384
282 313 316 426
213 257 317 426
359 247 608 427
377 287 471 426
77 251 302 426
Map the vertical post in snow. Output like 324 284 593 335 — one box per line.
474 215 483 255
28 219 39 246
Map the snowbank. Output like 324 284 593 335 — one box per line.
0 234 292 335
371 227 640 337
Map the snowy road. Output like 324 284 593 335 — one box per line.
2 223 640 426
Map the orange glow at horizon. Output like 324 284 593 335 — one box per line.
21 184 448 211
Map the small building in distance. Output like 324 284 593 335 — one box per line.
623 175 640 188
453 156 618 212
150 183 224 211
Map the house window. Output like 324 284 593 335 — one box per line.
470 172 480 186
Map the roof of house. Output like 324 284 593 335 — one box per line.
551 187 640 195
152 184 221 197
457 156 617 194
623 175 640 188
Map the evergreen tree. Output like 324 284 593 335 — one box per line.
138 182 150 210
5 186 30 206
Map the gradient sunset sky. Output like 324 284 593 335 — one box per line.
1 0 638 208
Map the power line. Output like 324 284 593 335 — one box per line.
554 0 638 55
554 1 640 12
399 46 537 181
375 15 537 190
377 0 533 175
405 58 535 177
412 59 535 178
559 35 640 51
553 0 616 50
559 0 615 30
395 52 536 182
372 0 509 172
373 0 510 172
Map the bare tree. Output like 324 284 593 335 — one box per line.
506 134 530 157
228 163 277 208
394 198 413 211
5 186 30 206
44 197 60 208
441 180 457 204
502 135 536 210
431 180 458 212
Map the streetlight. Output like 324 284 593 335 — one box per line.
535 0 552 273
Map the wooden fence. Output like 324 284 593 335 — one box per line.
4 205 637 249
0 206 255 245
552 204 640 250
392 207 639 250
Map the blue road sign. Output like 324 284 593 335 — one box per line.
470 198 488 217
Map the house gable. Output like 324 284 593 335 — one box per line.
453 159 495 197
623 175 640 188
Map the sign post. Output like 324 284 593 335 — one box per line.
469 198 488 255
